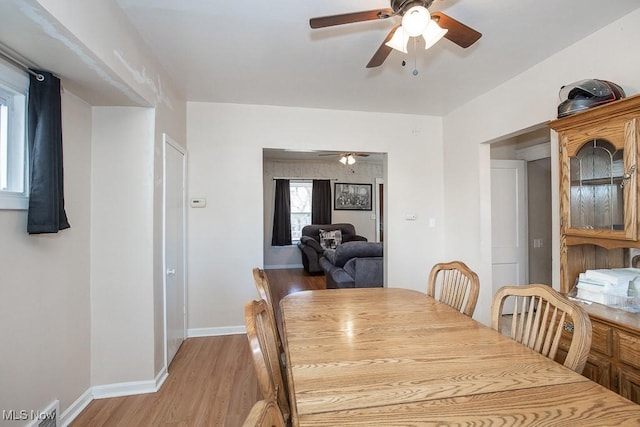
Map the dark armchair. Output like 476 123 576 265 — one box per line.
319 241 383 289
297 223 367 275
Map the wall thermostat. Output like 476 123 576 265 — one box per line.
190 198 206 208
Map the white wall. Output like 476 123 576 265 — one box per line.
0 91 92 420
35 0 188 387
443 9 640 326
0 0 186 420
262 158 383 268
90 107 156 385
187 102 444 329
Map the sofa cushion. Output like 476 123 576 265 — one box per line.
353 258 384 287
320 229 342 250
301 223 357 242
299 236 323 253
332 241 383 268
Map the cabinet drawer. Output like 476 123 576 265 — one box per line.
617 331 640 369
591 321 613 356
583 353 612 388
618 367 640 404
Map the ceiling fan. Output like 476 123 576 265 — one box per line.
309 0 482 68
319 152 370 165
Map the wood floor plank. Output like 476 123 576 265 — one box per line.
70 268 319 426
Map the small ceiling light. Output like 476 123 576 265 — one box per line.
402 5 430 37
385 27 410 54
385 6 448 54
340 155 348 165
422 19 448 50
347 154 356 165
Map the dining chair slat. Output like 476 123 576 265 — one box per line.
428 261 480 317
491 284 592 374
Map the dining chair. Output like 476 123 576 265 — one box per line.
491 284 592 374
242 399 286 427
252 267 284 354
252 268 274 308
427 261 480 317
244 299 290 423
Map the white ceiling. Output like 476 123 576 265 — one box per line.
114 0 640 115
0 1 638 115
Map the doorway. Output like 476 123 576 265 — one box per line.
375 178 384 242
261 149 386 269
163 133 187 367
490 128 553 292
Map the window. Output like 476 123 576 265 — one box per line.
0 59 28 210
290 181 312 242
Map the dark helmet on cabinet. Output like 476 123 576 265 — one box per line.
557 79 625 118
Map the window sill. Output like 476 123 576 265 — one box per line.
271 244 298 248
0 194 28 210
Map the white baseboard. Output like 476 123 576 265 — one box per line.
155 365 169 391
61 389 92 427
187 325 246 337
92 379 157 399
264 264 303 270
57 341 234 425
58 367 168 425
26 399 59 427
92 365 169 399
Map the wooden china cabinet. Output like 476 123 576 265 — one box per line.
549 94 640 403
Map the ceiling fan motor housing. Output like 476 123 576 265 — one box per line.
391 0 434 15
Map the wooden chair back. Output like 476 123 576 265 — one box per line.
244 299 290 422
428 261 480 317
242 399 286 427
491 284 592 374
252 268 283 353
253 268 274 307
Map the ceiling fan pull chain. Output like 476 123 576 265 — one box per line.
412 38 419 76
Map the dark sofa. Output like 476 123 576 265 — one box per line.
319 241 383 289
297 223 367 274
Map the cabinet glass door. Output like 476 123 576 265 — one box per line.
569 139 625 230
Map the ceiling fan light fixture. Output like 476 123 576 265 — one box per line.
422 19 448 50
347 154 356 165
385 27 409 54
340 155 348 165
401 5 430 37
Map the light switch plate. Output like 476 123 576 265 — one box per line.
190 198 206 208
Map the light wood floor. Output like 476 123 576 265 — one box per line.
71 268 325 427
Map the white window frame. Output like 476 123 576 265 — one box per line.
290 180 313 243
0 59 28 210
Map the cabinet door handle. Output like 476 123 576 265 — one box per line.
620 164 636 188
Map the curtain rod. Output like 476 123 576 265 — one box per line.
0 49 44 81
272 177 338 181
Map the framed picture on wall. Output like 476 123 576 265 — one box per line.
334 183 372 211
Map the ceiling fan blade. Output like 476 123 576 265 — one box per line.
431 12 482 48
366 25 400 68
310 8 394 29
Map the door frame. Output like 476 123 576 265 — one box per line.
375 177 384 242
163 133 188 369
490 159 529 300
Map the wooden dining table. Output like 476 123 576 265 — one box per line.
280 287 640 426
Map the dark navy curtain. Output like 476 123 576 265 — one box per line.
272 179 291 246
27 70 70 234
311 179 331 224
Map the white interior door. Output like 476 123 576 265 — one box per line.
491 160 528 312
164 134 186 366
